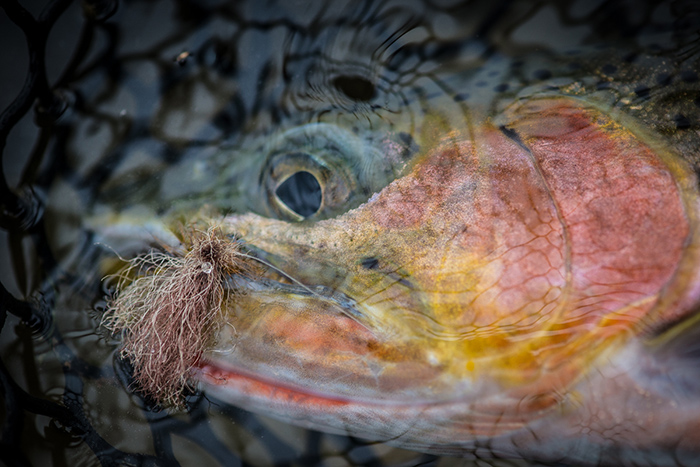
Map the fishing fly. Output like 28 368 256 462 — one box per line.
102 224 258 407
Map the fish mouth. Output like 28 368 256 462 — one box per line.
194 250 557 442
198 257 465 404
192 96 700 443
195 251 515 441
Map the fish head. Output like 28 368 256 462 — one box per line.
196 95 700 450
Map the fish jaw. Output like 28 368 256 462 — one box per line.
198 338 700 462
196 96 700 453
202 287 458 402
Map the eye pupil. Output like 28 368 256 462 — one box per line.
275 171 322 218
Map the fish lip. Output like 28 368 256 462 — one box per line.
196 359 374 405
194 358 535 448
195 356 461 407
194 359 358 402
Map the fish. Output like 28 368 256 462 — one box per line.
6 0 700 465
97 88 700 465
88 8 700 460
178 96 700 465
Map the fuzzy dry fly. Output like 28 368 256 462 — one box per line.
102 226 257 408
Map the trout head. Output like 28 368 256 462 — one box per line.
194 96 700 455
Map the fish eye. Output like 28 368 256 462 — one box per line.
262 149 354 222
274 171 323 218
258 124 414 222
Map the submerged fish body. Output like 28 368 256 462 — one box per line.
185 95 700 463
79 2 700 464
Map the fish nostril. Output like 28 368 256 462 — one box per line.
275 171 323 218
360 257 379 270
333 75 376 102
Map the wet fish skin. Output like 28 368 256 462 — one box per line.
72 1 700 463
193 96 700 465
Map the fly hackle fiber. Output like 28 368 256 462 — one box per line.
102 225 257 408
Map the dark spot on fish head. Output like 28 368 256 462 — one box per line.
623 52 638 63
398 131 413 146
674 114 692 130
681 70 699 83
333 75 376 102
397 132 419 158
601 63 617 76
454 92 470 102
360 257 379 270
656 73 673 86
494 83 509 92
203 38 237 75
213 99 244 133
634 85 651 99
